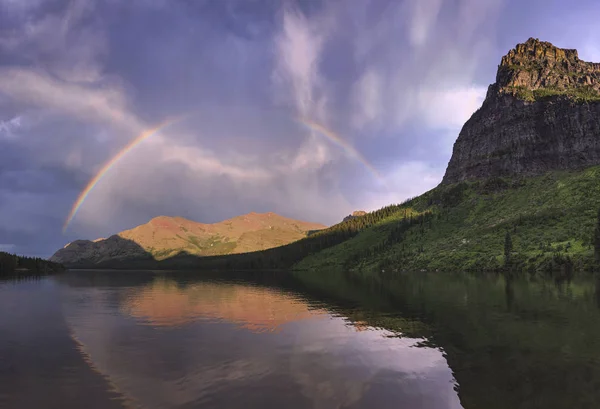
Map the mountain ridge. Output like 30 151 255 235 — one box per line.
51 212 326 266
51 38 600 274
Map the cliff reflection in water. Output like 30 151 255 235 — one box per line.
292 270 600 409
120 278 325 331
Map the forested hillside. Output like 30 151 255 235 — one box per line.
81 166 600 274
88 202 422 270
296 168 600 274
0 252 65 276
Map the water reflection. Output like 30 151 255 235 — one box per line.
293 270 600 409
11 269 600 409
57 272 461 409
0 278 126 409
120 278 325 331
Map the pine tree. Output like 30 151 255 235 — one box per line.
504 231 513 267
594 208 600 268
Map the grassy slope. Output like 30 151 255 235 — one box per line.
295 166 600 273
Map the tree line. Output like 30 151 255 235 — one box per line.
0 252 65 277
159 200 417 271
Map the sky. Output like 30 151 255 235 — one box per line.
1 0 600 258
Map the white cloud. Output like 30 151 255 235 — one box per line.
581 40 600 62
456 0 504 40
0 68 272 193
0 0 511 243
272 6 328 120
157 143 271 181
0 68 138 130
288 134 333 172
417 86 487 130
406 0 444 48
0 115 22 139
352 68 384 130
0 0 107 83
347 0 500 135
363 161 444 212
270 5 347 183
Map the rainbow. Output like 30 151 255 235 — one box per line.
63 117 181 233
295 117 384 183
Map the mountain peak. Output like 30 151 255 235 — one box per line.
491 38 600 101
51 212 327 266
442 38 600 185
501 37 579 66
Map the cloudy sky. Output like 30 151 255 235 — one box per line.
1 0 600 257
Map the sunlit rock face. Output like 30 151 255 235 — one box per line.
443 38 600 185
51 212 326 266
343 210 367 222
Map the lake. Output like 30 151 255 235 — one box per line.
1 270 600 409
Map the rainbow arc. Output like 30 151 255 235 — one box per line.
295 117 385 184
62 117 182 233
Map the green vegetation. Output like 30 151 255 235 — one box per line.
508 85 600 103
141 166 600 275
294 167 600 274
0 252 64 277
154 203 418 271
148 234 237 260
594 208 600 269
504 231 513 267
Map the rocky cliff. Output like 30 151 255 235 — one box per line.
442 38 600 184
51 212 326 266
342 210 367 222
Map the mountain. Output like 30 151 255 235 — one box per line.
52 39 600 274
443 37 600 184
162 38 600 274
292 38 600 273
50 212 326 267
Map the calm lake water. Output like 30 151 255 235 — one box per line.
2 270 600 409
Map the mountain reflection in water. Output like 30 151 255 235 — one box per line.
8 269 600 409
55 271 461 409
120 279 325 331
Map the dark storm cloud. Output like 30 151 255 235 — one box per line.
1 0 600 257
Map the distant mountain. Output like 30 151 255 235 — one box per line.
51 212 326 267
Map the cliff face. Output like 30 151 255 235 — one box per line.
442 38 600 185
